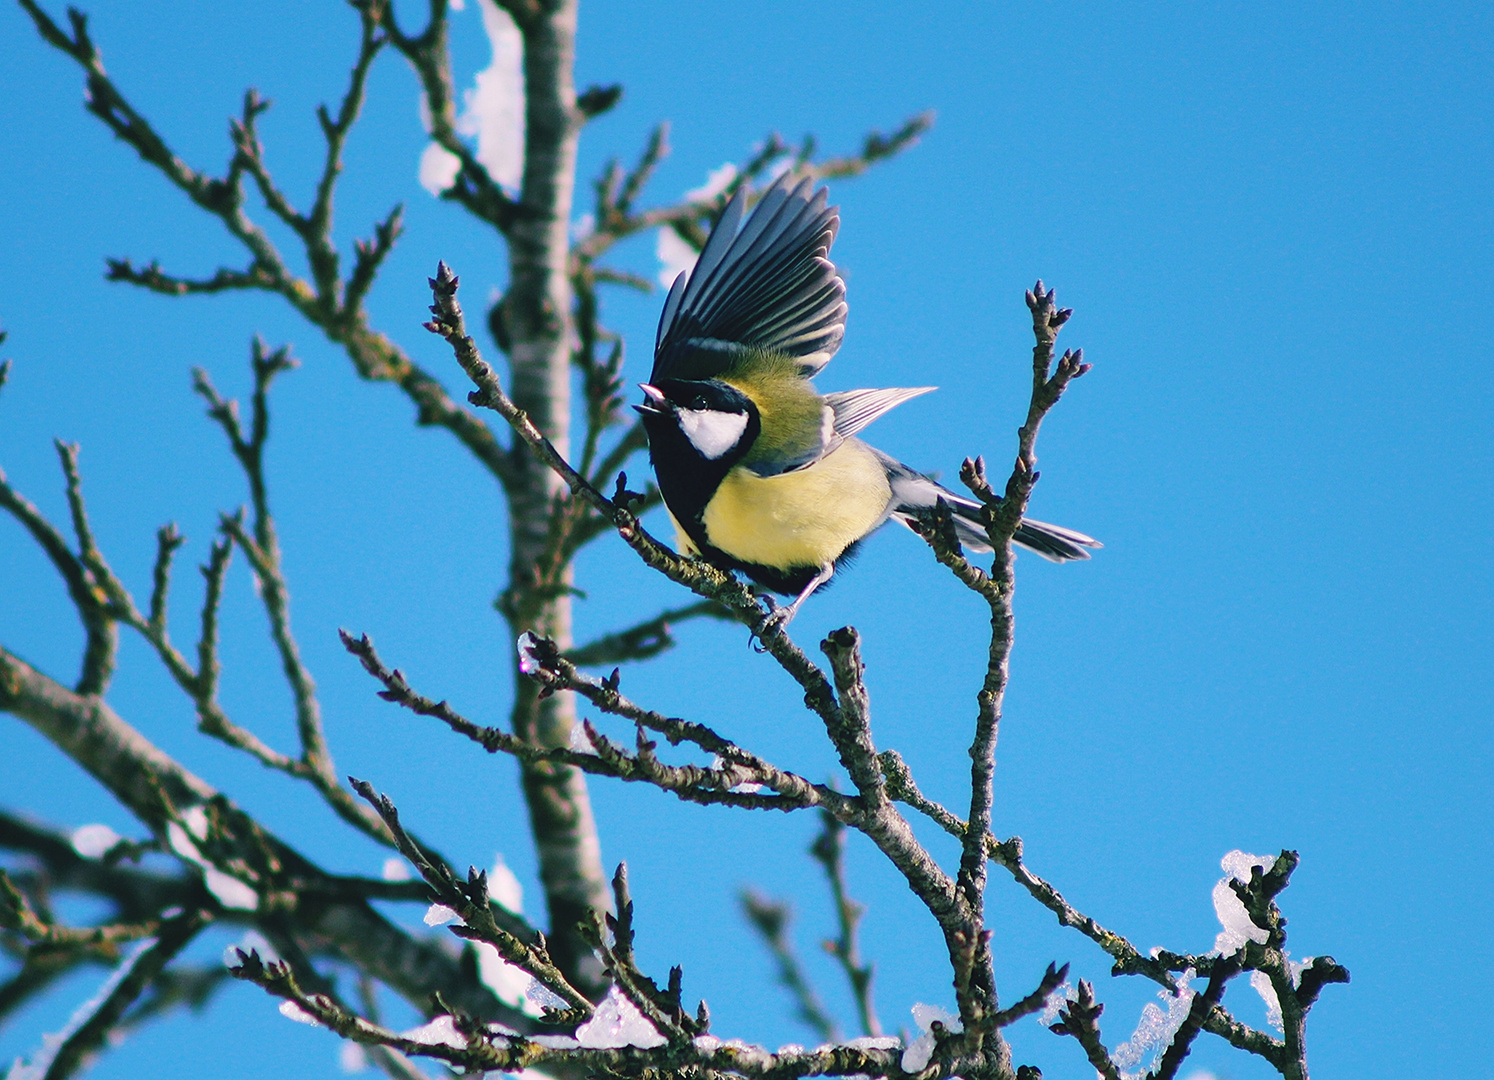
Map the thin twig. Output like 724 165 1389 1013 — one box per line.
1049 981 1122 1080
989 963 1068 1030
0 454 115 695
739 890 839 1043
341 631 824 813
585 864 701 1040
0 870 161 951
349 779 591 1015
808 809 880 1037
1153 956 1239 1080
903 282 1091 1039
566 600 733 667
18 0 518 488
574 116 931 267
41 908 212 1080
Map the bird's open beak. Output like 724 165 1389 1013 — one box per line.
634 383 670 415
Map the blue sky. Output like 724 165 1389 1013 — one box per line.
2 1 1490 1077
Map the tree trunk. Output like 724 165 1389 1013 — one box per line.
502 0 609 998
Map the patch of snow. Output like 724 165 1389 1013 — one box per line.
1250 970 1282 1031
476 945 543 1017
569 722 597 755
419 143 463 195
1038 981 1076 1026
70 823 122 858
339 1042 369 1073
181 804 210 842
166 821 257 911
902 1003 961 1072
402 1014 467 1049
525 979 568 1011
1112 970 1196 1080
575 986 666 1049
685 163 738 202
845 1035 901 1051
528 1034 580 1049
1211 851 1274 956
424 904 460 927
489 855 523 914
204 867 259 911
280 1000 323 1027
459 0 525 190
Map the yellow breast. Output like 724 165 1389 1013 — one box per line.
699 439 892 568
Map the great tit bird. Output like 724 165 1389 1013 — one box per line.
637 175 1099 628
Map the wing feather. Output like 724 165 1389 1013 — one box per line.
652 175 846 382
823 386 936 440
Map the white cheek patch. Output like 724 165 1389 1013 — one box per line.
678 408 749 460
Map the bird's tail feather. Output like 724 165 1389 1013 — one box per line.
880 451 1100 562
1011 516 1101 562
937 502 1099 562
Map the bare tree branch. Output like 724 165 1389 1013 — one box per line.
39 908 212 1080
989 963 1068 1030
0 645 517 1025
229 941 914 1079
808 113 934 181
341 631 832 814
898 282 1090 1046
574 114 930 274
104 258 276 294
349 779 591 1015
1049 980 1122 1080
0 869 162 950
1 379 396 848
18 0 519 489
184 346 404 843
0 448 116 695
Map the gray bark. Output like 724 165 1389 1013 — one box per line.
501 0 609 997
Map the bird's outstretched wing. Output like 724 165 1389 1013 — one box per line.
823 386 936 440
652 175 846 383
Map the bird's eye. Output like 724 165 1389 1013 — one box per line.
690 396 707 410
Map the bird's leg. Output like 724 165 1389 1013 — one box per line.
759 564 834 638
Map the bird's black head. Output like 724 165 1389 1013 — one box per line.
635 378 760 464
636 378 761 528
